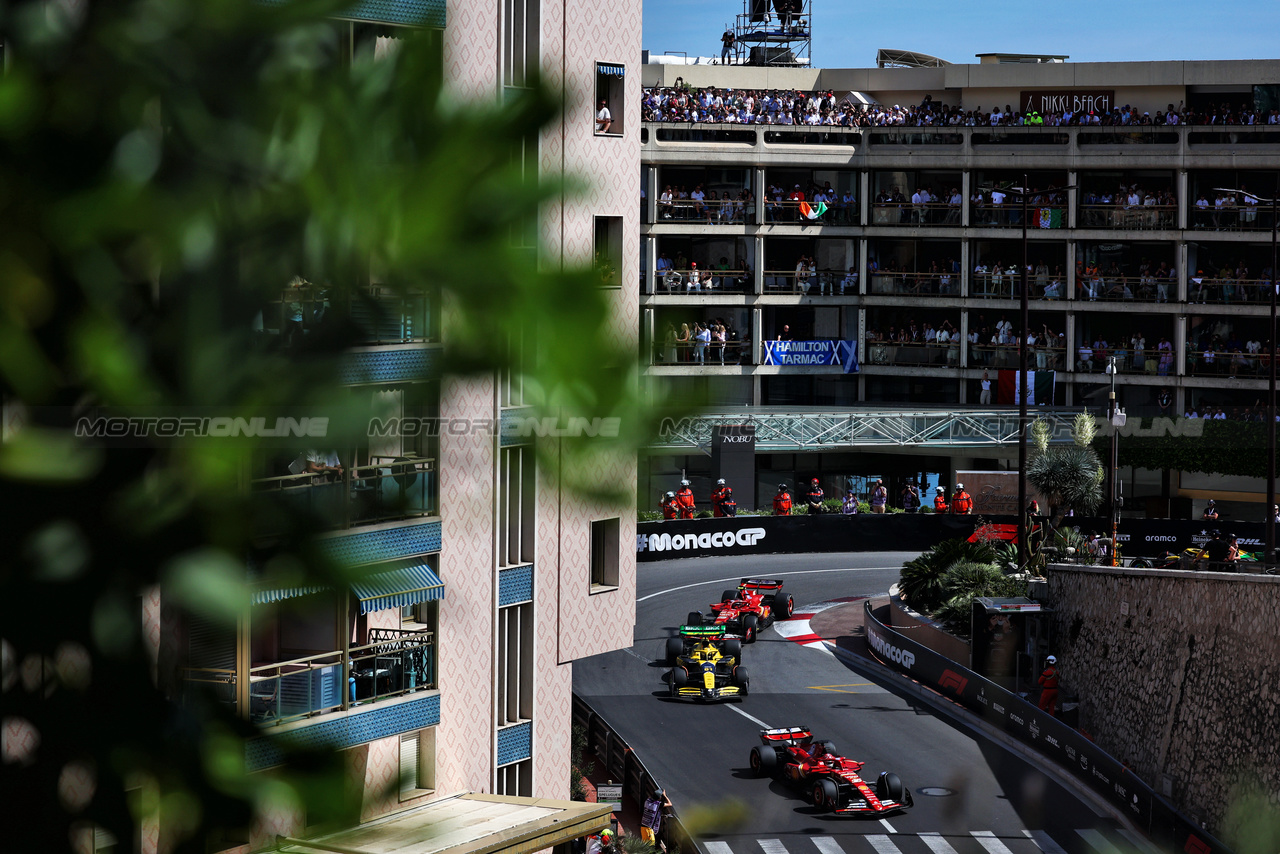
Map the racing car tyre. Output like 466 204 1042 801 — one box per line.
686 611 703 626
733 665 749 695
721 589 739 604
1130 557 1151 568
669 666 688 696
773 594 793 620
749 745 776 777
725 637 742 659
877 771 904 802
811 778 838 810
666 637 684 664
742 613 759 644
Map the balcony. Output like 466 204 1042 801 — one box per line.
764 269 857 296
870 202 961 227
868 271 958 297
864 340 962 368
763 198 861 226
651 339 754 367
969 344 1069 371
656 196 756 225
182 629 436 727
1075 275 1165 303
260 286 435 347
251 456 437 534
656 268 753 294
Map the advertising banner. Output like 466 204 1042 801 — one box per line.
762 339 859 372
1019 89 1115 116
863 601 1229 854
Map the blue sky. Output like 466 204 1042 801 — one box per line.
643 1 1280 66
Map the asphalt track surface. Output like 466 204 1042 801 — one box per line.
574 552 1138 854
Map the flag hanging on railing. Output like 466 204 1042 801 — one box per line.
997 370 1055 404
799 200 827 220
1037 208 1063 228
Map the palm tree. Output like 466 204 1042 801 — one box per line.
1026 412 1104 525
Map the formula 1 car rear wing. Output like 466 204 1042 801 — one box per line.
739 578 785 592
679 624 727 638
759 726 812 745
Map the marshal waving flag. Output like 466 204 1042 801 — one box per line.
798 199 827 220
997 370 1056 405
1037 207 1064 228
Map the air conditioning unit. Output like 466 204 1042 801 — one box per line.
749 46 796 66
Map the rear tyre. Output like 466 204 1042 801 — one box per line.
725 637 742 659
742 613 759 644
812 778 838 810
1131 557 1152 569
749 745 776 777
721 589 739 604
733 665 750 696
686 611 703 626
774 594 794 620
666 637 684 664
877 771 904 802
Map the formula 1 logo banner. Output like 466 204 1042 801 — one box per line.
762 340 858 372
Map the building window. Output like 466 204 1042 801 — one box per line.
400 728 436 799
496 602 534 726
595 62 625 136
499 446 535 567
495 758 532 797
502 0 539 93
590 518 620 590
594 216 622 288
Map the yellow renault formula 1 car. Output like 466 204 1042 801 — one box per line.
664 625 748 701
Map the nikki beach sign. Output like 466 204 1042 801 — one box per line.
1020 90 1115 115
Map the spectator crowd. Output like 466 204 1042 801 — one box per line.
642 85 1280 128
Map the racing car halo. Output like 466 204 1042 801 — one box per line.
664 624 748 701
748 726 913 815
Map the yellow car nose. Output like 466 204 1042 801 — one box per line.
703 670 716 690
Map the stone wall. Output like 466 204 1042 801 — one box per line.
1046 565 1280 835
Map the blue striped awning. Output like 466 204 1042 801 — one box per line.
351 564 445 614
251 584 328 605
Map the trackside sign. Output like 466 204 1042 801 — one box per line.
639 528 766 553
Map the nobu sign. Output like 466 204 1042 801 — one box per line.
1020 90 1114 115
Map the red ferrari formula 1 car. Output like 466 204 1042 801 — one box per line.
748 726 913 815
688 578 794 643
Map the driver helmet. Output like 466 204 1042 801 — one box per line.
812 478 820 485
1046 655 1057 664
601 830 614 842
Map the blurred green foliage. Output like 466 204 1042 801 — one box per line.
0 1 663 851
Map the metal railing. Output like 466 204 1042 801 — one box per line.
656 268 751 293
870 202 962 226
656 195 755 224
763 198 860 225
1075 275 1166 302
869 271 959 296
763 269 855 295
864 340 963 367
969 344 1068 370
1188 277 1277 304
1187 350 1276 378
652 339 753 367
1187 207 1278 231
251 456 437 531
262 286 434 346
969 205 1067 227
1079 204 1177 229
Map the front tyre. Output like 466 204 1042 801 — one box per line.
670 667 688 697
812 778 838 810
877 771 904 802
666 637 684 664
774 594 794 620
733 665 750 696
742 613 759 644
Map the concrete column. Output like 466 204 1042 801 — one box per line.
644 308 655 365
1066 242 1077 303
1177 242 1189 302
858 238 868 294
646 166 659 225
642 236 656 295
1065 313 1077 374
959 310 970 368
752 373 762 407
752 307 764 365
1067 170 1078 228
1177 169 1188 230
961 170 971 227
1175 315 1187 376
754 235 766 295
958 377 968 404
755 166 766 225
959 240 971 297
860 171 870 227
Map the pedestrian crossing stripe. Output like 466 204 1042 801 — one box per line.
699 828 1140 854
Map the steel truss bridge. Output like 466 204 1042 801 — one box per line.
651 408 1083 454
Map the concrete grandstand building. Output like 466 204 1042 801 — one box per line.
638 57 1280 517
157 2 641 853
